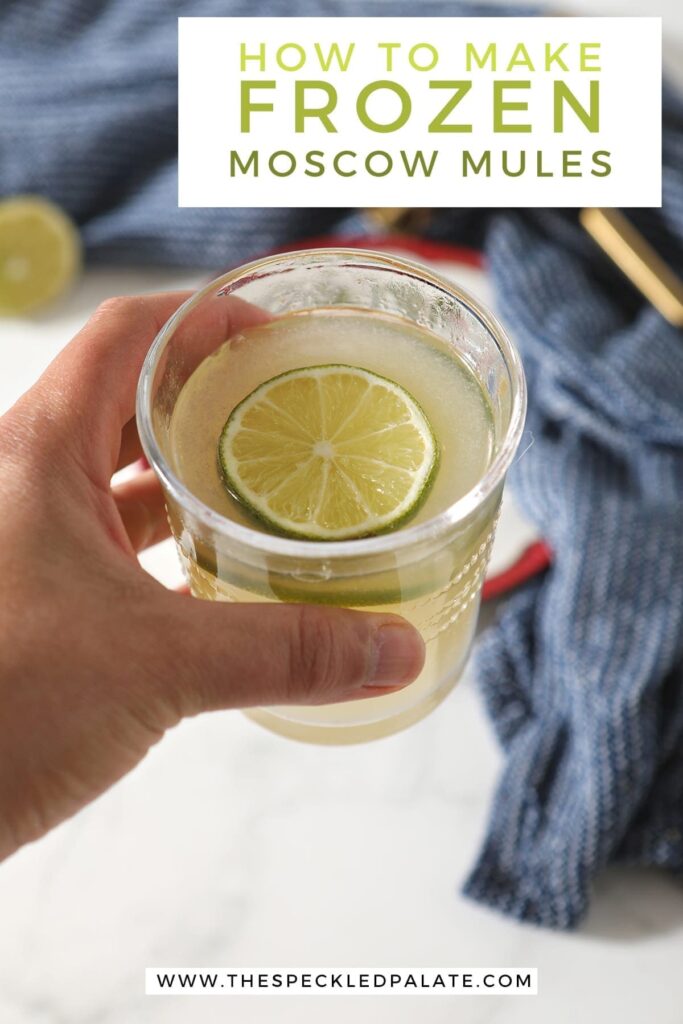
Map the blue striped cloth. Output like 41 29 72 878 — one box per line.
463 202 683 927
2 1 683 928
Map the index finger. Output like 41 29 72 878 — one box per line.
26 290 269 485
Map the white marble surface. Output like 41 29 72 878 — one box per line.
2 258 683 1023
2 0 683 1012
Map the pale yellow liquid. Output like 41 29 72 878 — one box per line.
168 308 497 743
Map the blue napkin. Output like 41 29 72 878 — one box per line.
2 0 682 929
463 200 683 928
0 0 525 266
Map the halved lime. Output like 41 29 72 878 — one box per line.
0 195 81 315
218 364 439 540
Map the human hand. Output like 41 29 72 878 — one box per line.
0 293 425 860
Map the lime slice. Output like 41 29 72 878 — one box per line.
218 364 439 540
0 195 81 315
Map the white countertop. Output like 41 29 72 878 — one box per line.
2 255 683 1023
2 0 683 1013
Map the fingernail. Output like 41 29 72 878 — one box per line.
367 622 425 688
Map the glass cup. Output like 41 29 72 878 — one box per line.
137 248 526 744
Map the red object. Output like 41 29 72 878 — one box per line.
482 541 553 601
268 233 485 270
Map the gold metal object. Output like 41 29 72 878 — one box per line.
365 206 683 328
364 208 433 234
580 207 683 328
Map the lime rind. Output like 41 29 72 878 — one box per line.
0 195 81 315
218 364 439 541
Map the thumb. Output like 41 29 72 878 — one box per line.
156 595 426 715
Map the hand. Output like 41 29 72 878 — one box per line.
0 293 425 861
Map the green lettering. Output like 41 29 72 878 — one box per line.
465 42 496 71
428 81 472 133
409 43 438 71
333 151 357 176
239 43 265 72
591 150 611 176
502 150 526 176
554 81 599 132
563 150 583 176
493 81 531 132
545 43 569 72
305 151 325 177
400 150 439 176
536 151 554 177
357 81 411 133
314 42 354 72
462 150 491 176
240 81 275 132
269 151 296 176
276 43 306 71
580 43 601 71
506 43 534 72
295 82 337 133
230 150 258 176
378 42 400 72
365 151 393 176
